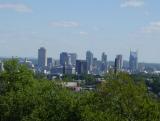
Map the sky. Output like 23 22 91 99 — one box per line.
0 0 160 63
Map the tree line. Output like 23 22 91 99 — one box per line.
0 59 160 121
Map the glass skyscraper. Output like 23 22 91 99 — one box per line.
129 51 138 73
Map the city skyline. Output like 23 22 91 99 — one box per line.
0 0 160 63
0 48 152 64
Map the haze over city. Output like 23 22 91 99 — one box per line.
2 1 160 121
0 0 160 63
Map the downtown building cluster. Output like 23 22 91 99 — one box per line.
36 47 138 76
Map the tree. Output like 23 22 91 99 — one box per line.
0 59 33 95
1 60 160 121
79 73 160 121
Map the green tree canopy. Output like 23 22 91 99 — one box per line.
1 60 160 121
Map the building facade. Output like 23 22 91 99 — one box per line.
101 52 108 73
69 53 77 66
115 55 123 73
47 57 53 69
38 47 47 68
60 52 69 66
129 51 138 73
86 51 93 73
76 60 88 75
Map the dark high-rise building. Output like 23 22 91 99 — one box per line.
101 52 108 73
60 52 69 66
86 51 93 73
115 55 123 73
47 57 53 68
76 60 87 75
129 51 138 73
38 47 47 68
69 53 77 66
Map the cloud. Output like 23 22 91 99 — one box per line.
0 3 32 13
141 21 160 33
50 21 80 28
120 0 144 8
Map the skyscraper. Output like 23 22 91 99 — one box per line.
60 52 69 66
92 58 102 75
129 51 138 73
115 54 123 73
38 47 47 68
101 52 108 73
76 60 88 75
86 51 93 73
47 57 53 69
69 53 77 66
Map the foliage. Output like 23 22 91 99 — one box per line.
132 73 160 96
0 59 33 95
61 74 97 85
1 60 160 121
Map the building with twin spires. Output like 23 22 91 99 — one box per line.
129 51 138 73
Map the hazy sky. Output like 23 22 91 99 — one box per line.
0 0 160 63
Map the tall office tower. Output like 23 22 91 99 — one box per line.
92 58 97 74
60 52 69 66
76 60 88 75
115 55 123 73
47 57 53 68
129 51 138 73
101 52 108 73
38 47 47 68
93 58 98 67
86 51 93 73
92 58 101 75
69 53 77 66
